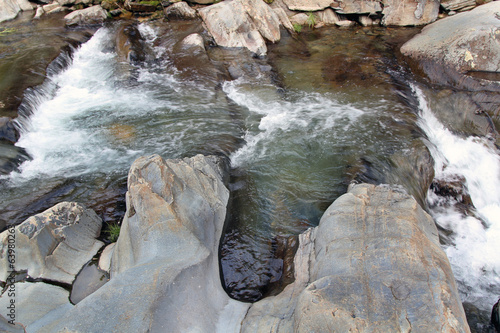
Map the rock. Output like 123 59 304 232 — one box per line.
115 23 147 64
382 0 439 26
126 1 159 12
441 0 476 12
273 7 294 32
0 117 19 144
64 5 107 26
34 5 44 19
241 184 469 332
57 0 76 6
359 14 379 26
492 299 500 332
282 0 332 11
0 282 72 330
0 0 23 22
0 142 30 176
198 0 281 56
69 262 108 304
164 1 197 19
98 243 115 272
316 8 355 26
290 13 309 26
187 0 216 5
42 3 66 14
41 154 250 332
0 202 104 285
331 0 382 14
401 2 500 75
0 315 25 333
180 33 205 52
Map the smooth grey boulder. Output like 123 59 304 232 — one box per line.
241 184 470 332
0 202 103 285
164 1 197 19
42 154 250 333
0 282 72 331
64 5 107 26
198 0 281 56
401 2 500 74
382 0 439 26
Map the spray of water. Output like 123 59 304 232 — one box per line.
412 83 500 310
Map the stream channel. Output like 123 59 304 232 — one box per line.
0 13 499 329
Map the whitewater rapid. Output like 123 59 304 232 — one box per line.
412 84 500 311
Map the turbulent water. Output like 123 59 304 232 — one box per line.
1 18 499 317
412 84 500 312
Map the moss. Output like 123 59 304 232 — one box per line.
139 0 160 5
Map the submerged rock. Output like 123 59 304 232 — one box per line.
241 184 469 332
0 202 103 285
198 0 281 56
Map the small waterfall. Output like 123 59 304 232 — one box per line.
412 84 500 311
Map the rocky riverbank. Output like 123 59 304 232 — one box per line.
0 154 470 332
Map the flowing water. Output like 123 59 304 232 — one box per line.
412 84 500 314
0 15 499 322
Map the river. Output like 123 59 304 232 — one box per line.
0 15 498 326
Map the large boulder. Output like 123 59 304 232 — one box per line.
198 0 281 56
0 202 103 285
64 5 107 26
241 184 470 332
401 2 500 76
41 154 250 332
440 0 476 12
0 0 33 22
382 0 439 26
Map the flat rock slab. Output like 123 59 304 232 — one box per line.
0 202 103 285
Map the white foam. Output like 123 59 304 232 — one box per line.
412 84 500 310
223 79 365 167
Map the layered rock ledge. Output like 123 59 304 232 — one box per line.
0 154 469 332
